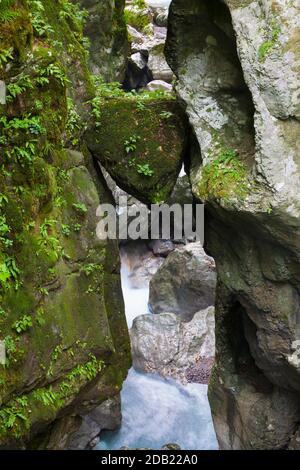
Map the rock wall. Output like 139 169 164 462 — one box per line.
78 0 129 81
166 0 300 449
0 0 130 448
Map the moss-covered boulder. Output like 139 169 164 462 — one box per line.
0 0 130 448
86 91 188 205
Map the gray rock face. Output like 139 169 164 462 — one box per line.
166 0 300 450
130 307 215 383
42 396 122 450
149 243 216 321
148 45 174 82
79 0 129 80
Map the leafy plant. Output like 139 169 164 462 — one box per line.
12 315 33 334
137 163 154 177
4 335 17 356
73 202 87 214
0 47 13 68
38 219 62 260
198 146 248 201
124 135 140 154
32 388 59 406
58 0 88 29
29 0 54 37
0 256 20 291
159 111 173 120
83 263 103 276
40 63 69 87
258 20 281 61
6 75 34 102
61 224 71 237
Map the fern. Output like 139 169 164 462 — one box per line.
0 0 20 23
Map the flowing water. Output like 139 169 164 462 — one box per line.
97 243 218 450
146 0 172 7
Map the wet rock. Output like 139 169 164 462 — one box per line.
124 52 152 90
154 9 169 28
42 396 122 450
149 243 216 321
79 0 129 80
148 44 174 82
161 443 181 450
148 239 175 257
146 79 173 92
130 307 215 383
166 0 300 448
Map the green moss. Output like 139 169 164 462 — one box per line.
87 93 186 204
198 144 249 202
124 8 152 35
258 19 281 62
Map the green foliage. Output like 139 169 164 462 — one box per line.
136 163 154 177
0 256 20 291
4 335 17 356
0 402 28 430
198 145 248 201
124 8 152 35
58 0 88 30
12 315 32 334
61 224 71 237
36 307 46 326
124 135 140 154
258 20 281 61
160 111 173 120
40 63 69 87
32 388 59 406
28 0 54 37
6 74 34 102
65 98 81 146
0 47 13 68
83 263 103 276
0 1 20 23
72 202 87 214
38 219 62 260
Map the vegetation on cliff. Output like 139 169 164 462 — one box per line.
0 0 130 447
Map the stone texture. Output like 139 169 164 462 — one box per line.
79 0 129 81
0 0 130 448
130 307 215 383
149 243 216 321
166 0 300 450
146 79 173 92
148 44 174 82
86 97 187 205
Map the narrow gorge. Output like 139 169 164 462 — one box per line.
0 0 299 452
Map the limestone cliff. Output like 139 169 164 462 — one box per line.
166 0 300 449
0 0 130 448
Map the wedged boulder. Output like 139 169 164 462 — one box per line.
166 0 300 449
86 95 188 205
148 44 174 82
130 307 215 383
146 79 173 92
149 243 216 321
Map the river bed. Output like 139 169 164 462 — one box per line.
97 243 218 451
